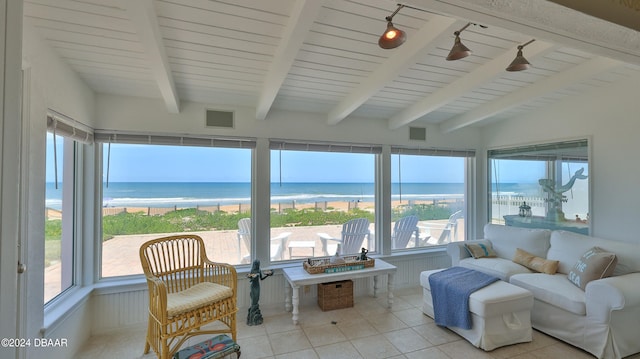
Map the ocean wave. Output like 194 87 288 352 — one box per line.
99 193 465 208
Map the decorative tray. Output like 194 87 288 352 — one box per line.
303 255 375 274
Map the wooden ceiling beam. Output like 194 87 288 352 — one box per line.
255 0 324 121
124 0 180 113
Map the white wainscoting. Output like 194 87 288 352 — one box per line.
90 251 450 334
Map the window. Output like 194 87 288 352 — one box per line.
269 141 379 260
97 133 254 277
488 139 589 235
391 148 472 250
45 115 92 303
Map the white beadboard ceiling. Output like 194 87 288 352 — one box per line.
23 0 640 132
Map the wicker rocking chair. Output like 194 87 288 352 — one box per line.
139 235 238 359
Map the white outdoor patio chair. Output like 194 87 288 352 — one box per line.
391 215 420 249
237 218 291 263
424 210 463 245
317 217 371 256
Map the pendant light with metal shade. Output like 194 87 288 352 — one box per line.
506 39 535 71
378 4 406 49
446 23 472 60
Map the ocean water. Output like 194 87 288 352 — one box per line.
45 182 541 210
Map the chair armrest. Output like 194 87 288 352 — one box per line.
272 232 292 241
446 239 489 265
317 233 341 256
203 260 238 290
586 272 640 323
144 274 169 321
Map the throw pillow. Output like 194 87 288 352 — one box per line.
512 248 559 274
567 246 617 290
465 242 497 259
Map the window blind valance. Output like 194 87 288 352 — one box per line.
488 139 587 161
270 140 382 154
391 146 475 157
47 114 94 144
94 131 256 149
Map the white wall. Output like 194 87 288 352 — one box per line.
0 2 24 359
21 22 96 358
482 69 640 242
94 94 482 149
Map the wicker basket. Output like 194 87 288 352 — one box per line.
317 280 354 311
303 256 375 274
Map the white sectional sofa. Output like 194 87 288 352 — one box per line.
445 224 640 359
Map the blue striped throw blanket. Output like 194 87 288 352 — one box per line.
429 266 499 330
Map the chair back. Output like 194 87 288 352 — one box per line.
237 217 251 251
139 235 206 293
436 210 463 244
448 210 463 241
340 218 370 254
392 215 419 249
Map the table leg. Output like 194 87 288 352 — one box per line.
292 285 300 325
285 280 292 312
373 275 379 298
387 273 395 309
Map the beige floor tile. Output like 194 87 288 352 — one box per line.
411 322 460 346
392 307 432 327
275 348 319 359
303 323 348 347
351 334 402 358
384 328 433 353
527 342 595 358
237 334 273 358
268 329 312 355
404 347 451 359
336 317 379 340
314 341 363 359
437 339 495 359
263 312 299 334
74 286 609 359
366 312 409 333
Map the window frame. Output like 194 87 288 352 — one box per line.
390 146 475 251
487 138 591 234
267 139 382 261
95 131 257 277
44 114 93 306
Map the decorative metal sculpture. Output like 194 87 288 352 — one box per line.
538 168 587 221
358 247 369 261
246 259 273 326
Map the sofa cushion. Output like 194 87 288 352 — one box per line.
567 247 617 290
465 242 497 258
510 273 586 315
483 224 551 260
547 231 638 275
513 248 559 274
459 257 532 281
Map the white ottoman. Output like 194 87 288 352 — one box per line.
420 269 533 351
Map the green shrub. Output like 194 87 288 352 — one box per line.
392 204 452 221
98 204 452 241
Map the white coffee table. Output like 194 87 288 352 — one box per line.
282 259 397 324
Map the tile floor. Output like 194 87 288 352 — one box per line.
74 287 633 359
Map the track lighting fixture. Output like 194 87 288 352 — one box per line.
378 4 406 49
446 23 472 60
506 39 535 72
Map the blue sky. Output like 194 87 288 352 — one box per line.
46 135 551 183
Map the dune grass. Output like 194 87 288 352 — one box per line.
45 203 455 253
